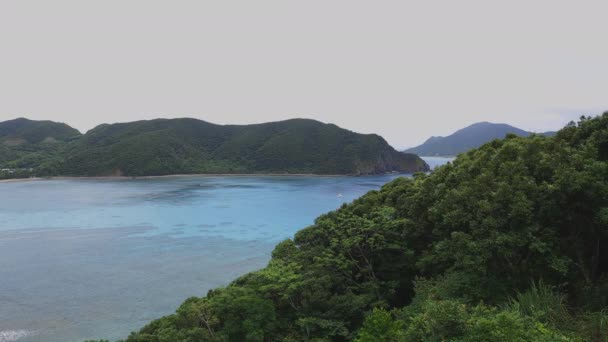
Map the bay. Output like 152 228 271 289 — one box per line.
0 157 450 342
0 175 400 342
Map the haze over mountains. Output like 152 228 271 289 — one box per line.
404 122 556 156
0 117 428 176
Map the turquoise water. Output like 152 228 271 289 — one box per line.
0 176 403 241
0 157 450 342
0 175 405 342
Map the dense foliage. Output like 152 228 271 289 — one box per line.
404 121 555 156
0 117 80 144
100 113 608 341
0 118 427 176
0 118 81 173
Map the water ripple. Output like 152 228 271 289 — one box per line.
0 330 35 342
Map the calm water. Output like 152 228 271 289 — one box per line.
0 175 400 342
0 158 449 342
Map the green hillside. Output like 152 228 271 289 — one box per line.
54 118 427 176
0 118 428 176
0 118 81 175
0 117 81 144
99 113 608 341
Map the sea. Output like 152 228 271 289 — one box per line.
0 157 452 342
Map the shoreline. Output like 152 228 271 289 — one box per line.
0 177 45 183
0 172 411 183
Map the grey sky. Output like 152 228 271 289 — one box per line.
0 1 606 149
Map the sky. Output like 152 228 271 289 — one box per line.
0 1 606 149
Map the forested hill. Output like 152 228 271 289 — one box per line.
0 118 81 174
0 117 80 144
101 113 608 341
404 121 555 156
0 118 428 176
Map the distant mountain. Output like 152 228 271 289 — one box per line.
0 118 81 145
0 118 429 176
404 122 555 156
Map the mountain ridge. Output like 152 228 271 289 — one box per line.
404 121 555 156
0 117 428 176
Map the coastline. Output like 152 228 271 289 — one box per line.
0 172 411 183
0 177 45 183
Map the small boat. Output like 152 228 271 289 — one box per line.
337 193 343 198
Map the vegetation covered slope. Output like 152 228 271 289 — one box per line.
0 117 81 144
0 118 81 174
0 117 427 176
102 113 607 342
52 118 427 176
404 122 555 156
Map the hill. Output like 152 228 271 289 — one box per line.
0 118 81 174
404 121 554 156
99 113 608 341
0 117 80 144
0 118 428 176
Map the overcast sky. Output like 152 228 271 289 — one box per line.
0 1 606 149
